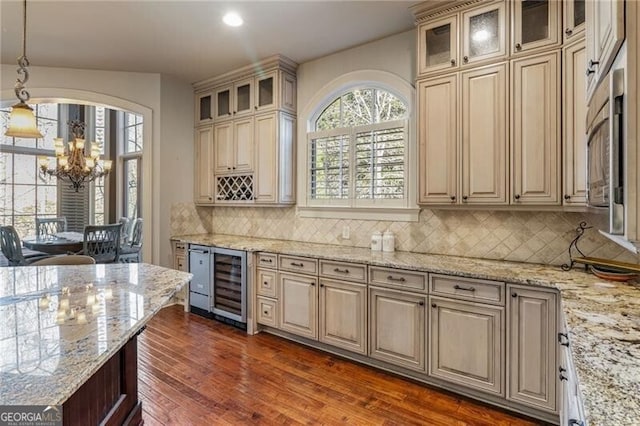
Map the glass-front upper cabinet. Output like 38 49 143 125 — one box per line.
563 0 585 41
214 78 254 121
461 1 506 66
418 16 458 75
196 92 213 125
255 71 277 113
512 0 561 54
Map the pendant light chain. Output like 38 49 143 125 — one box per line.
15 0 31 104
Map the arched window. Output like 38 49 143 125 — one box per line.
308 87 408 206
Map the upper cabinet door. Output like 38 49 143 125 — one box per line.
255 71 277 114
195 92 213 125
234 78 254 118
215 85 233 121
461 1 507 66
512 0 561 54
418 16 458 75
563 0 586 42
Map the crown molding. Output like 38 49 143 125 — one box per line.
410 0 485 24
193 54 298 92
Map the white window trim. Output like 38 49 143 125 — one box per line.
297 70 418 222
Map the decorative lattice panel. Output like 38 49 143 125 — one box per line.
216 175 254 201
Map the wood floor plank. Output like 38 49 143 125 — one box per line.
139 305 542 426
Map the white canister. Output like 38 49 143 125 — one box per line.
382 230 395 252
371 231 383 251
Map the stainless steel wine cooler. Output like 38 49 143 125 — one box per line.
211 247 247 323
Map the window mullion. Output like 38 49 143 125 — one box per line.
349 128 356 207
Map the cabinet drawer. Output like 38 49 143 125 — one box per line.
430 274 504 305
369 266 428 293
257 268 277 298
257 252 277 269
279 255 318 275
319 260 367 283
257 297 279 328
189 292 210 311
174 242 186 254
190 280 210 296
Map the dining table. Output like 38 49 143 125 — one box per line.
22 231 84 255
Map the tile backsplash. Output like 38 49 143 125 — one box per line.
170 203 639 266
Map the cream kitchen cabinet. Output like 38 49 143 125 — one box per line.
511 51 561 205
563 0 586 42
214 77 254 121
257 253 280 328
563 40 588 205
429 296 504 395
512 0 561 55
418 63 508 205
507 284 558 412
461 62 508 204
416 1 506 76
418 75 458 204
255 70 297 114
214 117 254 175
319 279 367 354
279 272 318 340
194 126 215 205
195 92 213 125
253 112 296 204
369 286 426 372
585 0 624 98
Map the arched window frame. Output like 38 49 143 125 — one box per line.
298 70 418 221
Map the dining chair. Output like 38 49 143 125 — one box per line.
35 217 68 239
119 218 143 263
30 255 96 266
118 217 131 245
0 226 52 266
82 223 122 264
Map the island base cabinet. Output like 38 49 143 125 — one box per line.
369 287 426 372
279 272 318 340
429 297 504 395
507 285 558 413
319 279 367 354
63 335 141 426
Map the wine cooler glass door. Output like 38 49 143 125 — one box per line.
212 248 247 322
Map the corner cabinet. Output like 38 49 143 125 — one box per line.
193 55 297 206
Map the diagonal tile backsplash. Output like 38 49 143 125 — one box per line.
170 203 639 266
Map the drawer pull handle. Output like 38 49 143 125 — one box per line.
291 262 304 267
260 258 273 263
559 373 568 381
387 275 406 282
333 268 350 274
418 301 424 306
431 303 437 308
559 366 567 373
558 332 570 347
569 420 584 426
453 284 476 292
511 292 518 298
310 282 316 286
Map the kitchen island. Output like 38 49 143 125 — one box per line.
0 263 191 425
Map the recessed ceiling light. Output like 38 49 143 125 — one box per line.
223 12 243 27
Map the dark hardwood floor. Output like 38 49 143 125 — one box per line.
138 305 542 425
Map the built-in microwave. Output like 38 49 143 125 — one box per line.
586 67 625 235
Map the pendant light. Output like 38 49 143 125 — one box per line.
5 0 43 139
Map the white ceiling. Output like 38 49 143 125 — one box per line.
0 1 417 84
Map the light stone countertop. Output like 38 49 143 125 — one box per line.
174 233 640 426
0 263 191 406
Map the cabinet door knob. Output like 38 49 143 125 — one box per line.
418 301 424 306
565 28 573 36
263 281 268 286
450 59 456 66
514 194 521 200
463 56 469 64
511 292 518 298
228 112 232 116
263 310 268 315
515 43 522 51
227 167 231 170
588 59 600 68
232 167 236 170
559 373 568 381
564 194 571 200
320 283 324 287
559 366 567 373
255 106 258 110
310 282 315 286
462 195 468 201
431 303 437 308
586 67 596 76
450 195 456 202
208 197 212 200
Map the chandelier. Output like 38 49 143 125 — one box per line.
5 0 43 139
38 120 112 192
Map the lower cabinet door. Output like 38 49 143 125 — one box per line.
279 272 318 339
429 296 504 395
319 279 367 354
507 285 558 412
369 287 426 371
